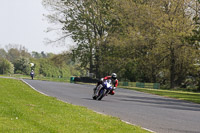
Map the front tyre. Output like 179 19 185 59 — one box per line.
92 95 97 100
97 88 105 100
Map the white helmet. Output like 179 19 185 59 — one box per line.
111 73 117 80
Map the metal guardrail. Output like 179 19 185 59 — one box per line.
119 82 160 89
70 77 160 89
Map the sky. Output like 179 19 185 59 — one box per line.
0 0 73 54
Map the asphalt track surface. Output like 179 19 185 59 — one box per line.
23 79 200 133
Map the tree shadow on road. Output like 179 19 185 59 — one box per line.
117 95 200 112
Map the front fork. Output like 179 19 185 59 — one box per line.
104 89 110 96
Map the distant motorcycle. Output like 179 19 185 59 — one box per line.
92 79 113 100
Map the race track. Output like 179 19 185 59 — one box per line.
23 79 200 133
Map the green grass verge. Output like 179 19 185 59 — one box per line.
0 78 149 133
121 86 200 104
0 74 70 82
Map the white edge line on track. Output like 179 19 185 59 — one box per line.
21 79 155 133
21 79 49 97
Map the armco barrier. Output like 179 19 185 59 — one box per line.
136 82 145 88
119 82 160 89
70 77 75 83
71 77 99 83
153 83 160 89
70 77 160 89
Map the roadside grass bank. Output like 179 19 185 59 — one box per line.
0 74 70 82
0 78 150 133
120 86 200 104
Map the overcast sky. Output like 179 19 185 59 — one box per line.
0 0 72 54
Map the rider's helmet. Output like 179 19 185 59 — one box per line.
111 73 117 80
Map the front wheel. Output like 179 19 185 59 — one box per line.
92 95 97 100
97 88 105 100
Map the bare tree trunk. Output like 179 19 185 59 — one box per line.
170 47 175 89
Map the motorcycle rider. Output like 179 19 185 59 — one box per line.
94 73 118 95
30 70 34 80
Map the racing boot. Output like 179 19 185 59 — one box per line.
108 90 115 95
108 87 116 95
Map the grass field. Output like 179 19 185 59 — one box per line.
0 78 150 133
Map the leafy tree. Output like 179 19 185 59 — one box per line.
0 58 14 74
41 51 47 58
19 46 31 58
5 44 31 63
14 57 30 75
6 48 21 63
108 0 195 88
186 0 200 90
43 0 199 90
32 51 42 59
0 48 7 58
155 0 196 88
43 0 117 78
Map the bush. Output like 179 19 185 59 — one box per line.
14 57 30 75
0 58 14 74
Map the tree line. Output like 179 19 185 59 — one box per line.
0 44 81 78
43 0 200 90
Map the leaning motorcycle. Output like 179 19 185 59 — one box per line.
92 79 113 100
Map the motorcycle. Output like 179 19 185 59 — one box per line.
92 79 113 100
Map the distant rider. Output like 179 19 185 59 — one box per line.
30 70 34 80
94 73 118 95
